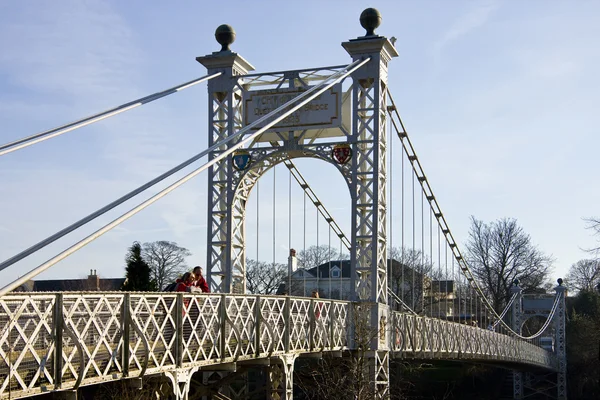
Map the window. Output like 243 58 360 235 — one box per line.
331 267 341 278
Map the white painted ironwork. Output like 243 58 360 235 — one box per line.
0 292 558 400
554 285 567 400
243 84 342 133
390 312 556 368
197 50 369 295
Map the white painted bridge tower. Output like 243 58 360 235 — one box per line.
197 7 397 399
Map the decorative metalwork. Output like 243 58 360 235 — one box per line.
0 292 562 400
199 50 254 295
332 143 352 164
389 312 557 368
554 286 567 400
269 354 297 400
511 284 524 399
232 150 252 171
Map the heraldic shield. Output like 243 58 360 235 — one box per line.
232 150 251 171
332 144 352 165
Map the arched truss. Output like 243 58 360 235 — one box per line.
519 314 554 333
228 146 353 291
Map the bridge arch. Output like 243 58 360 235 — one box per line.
229 147 353 293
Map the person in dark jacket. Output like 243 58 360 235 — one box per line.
192 266 210 293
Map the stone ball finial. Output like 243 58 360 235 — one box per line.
557 278 563 286
360 8 382 36
215 24 235 52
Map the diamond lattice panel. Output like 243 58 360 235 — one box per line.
130 294 177 372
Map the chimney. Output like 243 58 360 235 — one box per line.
87 269 100 291
288 249 297 272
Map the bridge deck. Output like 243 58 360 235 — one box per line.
0 292 556 399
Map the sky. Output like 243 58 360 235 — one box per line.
0 0 599 288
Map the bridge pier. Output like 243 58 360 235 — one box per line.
510 282 524 399
164 367 199 400
554 282 567 399
268 354 297 400
365 350 390 399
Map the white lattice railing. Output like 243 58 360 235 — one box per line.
0 293 350 399
390 312 557 369
0 294 556 399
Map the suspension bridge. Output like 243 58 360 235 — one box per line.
0 9 567 400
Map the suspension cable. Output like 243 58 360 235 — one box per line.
288 166 292 295
339 237 343 300
518 292 562 340
272 166 276 270
0 73 222 157
256 181 260 262
277 150 418 310
389 109 394 305
386 87 558 338
316 202 320 293
0 57 370 296
269 141 351 250
401 137 405 305
328 225 332 298
388 288 418 315
492 293 517 328
303 192 307 297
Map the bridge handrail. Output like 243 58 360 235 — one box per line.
0 292 557 400
390 311 557 369
0 292 352 399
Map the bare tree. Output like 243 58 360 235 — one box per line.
245 259 286 294
142 241 191 290
567 259 600 292
388 246 437 314
584 217 600 255
465 217 553 313
297 245 343 270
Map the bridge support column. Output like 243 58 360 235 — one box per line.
366 351 390 399
510 281 523 399
554 280 567 400
196 31 255 294
164 368 198 400
342 10 397 400
268 354 297 400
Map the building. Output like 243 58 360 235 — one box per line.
12 270 125 292
280 259 430 304
423 280 456 318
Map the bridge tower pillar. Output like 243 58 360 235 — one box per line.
197 25 255 294
342 8 398 399
554 279 567 400
510 280 524 399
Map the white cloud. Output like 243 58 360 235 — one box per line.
432 1 499 63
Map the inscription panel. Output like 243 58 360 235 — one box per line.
243 84 341 132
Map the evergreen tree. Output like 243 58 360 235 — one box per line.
122 242 154 291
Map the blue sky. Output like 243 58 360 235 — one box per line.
0 0 598 286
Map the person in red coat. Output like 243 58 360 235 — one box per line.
175 272 195 292
192 266 210 293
